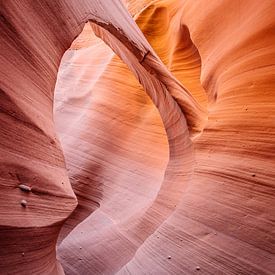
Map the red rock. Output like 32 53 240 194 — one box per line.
0 0 274 274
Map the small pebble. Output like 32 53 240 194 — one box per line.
167 256 171 259
21 200 27 207
196 266 200 271
79 247 82 250
22 252 25 257
19 184 31 192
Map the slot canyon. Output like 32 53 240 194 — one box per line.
0 0 274 274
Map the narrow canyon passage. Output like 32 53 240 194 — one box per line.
54 22 170 268
54 4 207 272
0 0 274 274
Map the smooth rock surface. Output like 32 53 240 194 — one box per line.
0 0 274 274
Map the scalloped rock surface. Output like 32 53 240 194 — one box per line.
0 0 274 274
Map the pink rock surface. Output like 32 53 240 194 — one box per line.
0 0 275 274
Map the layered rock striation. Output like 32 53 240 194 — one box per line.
0 0 274 274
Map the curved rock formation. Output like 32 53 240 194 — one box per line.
0 0 274 274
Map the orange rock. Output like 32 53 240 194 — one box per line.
0 0 274 274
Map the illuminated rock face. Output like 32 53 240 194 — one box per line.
0 0 274 274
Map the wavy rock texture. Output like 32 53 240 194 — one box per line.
0 0 275 274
